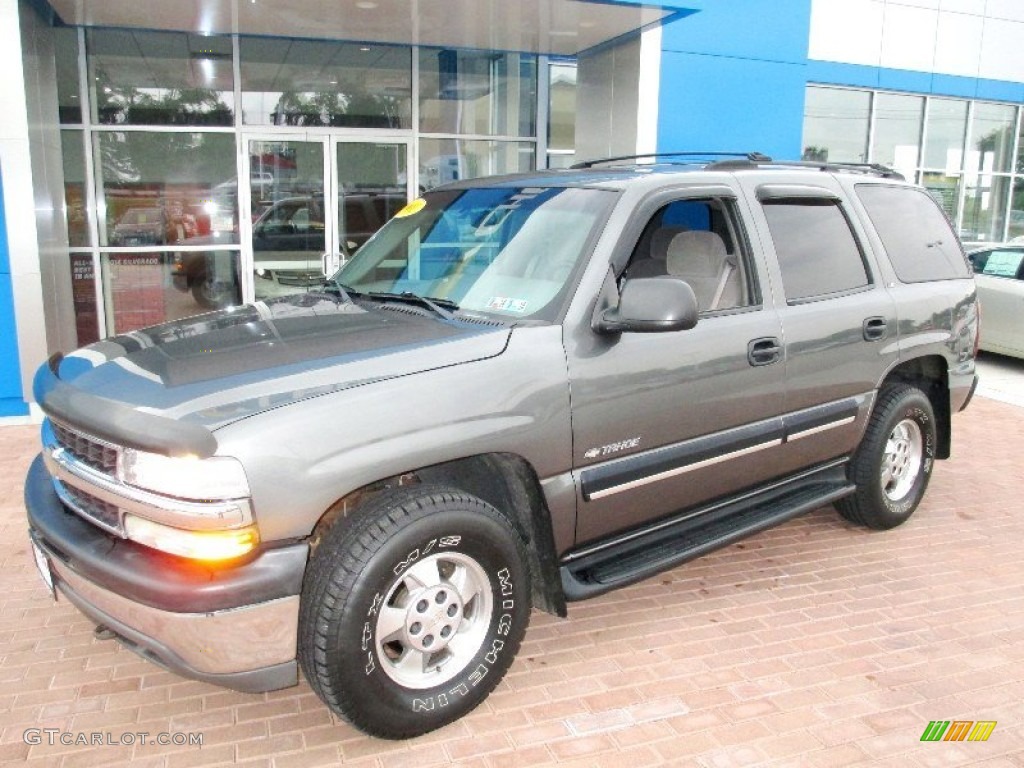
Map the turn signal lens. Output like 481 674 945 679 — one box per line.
124 515 259 561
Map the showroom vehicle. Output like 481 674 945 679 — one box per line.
967 244 1024 359
25 154 978 739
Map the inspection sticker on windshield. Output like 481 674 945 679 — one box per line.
485 297 528 313
394 198 426 218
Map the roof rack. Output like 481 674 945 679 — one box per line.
570 151 772 170
706 157 904 180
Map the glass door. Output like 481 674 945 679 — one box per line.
243 136 331 302
241 135 411 302
332 140 410 273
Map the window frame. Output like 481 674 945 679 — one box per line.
618 192 762 315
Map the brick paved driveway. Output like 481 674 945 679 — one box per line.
1 396 1022 767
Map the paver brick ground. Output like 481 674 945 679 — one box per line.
1 396 1022 766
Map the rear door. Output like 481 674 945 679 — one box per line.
737 174 899 468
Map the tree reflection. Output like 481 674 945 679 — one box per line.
95 84 232 126
270 83 403 128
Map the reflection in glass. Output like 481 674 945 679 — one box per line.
61 130 89 247
95 132 238 247
801 86 870 163
69 253 98 346
101 250 242 334
419 49 537 137
549 62 577 152
56 28 82 124
871 93 923 176
1011 177 1024 240
248 140 326 301
240 38 411 128
962 175 1010 242
419 139 535 190
922 98 967 171
921 172 962 222
968 103 1016 176
336 143 407 254
88 29 234 126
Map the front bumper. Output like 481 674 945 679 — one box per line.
25 455 308 693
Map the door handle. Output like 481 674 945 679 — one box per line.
863 316 887 341
747 337 782 366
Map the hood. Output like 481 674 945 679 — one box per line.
53 293 511 430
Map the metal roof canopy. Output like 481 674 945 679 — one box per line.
45 0 695 56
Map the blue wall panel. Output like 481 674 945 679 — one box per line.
0 165 28 417
659 52 806 159
807 60 1024 104
656 0 811 161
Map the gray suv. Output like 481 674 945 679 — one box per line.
25 155 979 739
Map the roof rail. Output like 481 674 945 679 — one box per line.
570 151 772 170
707 157 904 180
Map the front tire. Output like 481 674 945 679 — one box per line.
298 485 531 739
836 384 936 530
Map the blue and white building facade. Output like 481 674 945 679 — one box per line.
1 0 1021 418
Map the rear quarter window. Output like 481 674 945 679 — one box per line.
855 184 970 282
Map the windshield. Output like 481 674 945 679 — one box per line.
335 186 614 323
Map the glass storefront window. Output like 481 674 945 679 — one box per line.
871 93 923 177
921 172 962 222
1011 178 1024 241
88 29 234 126
61 130 90 248
56 28 82 124
419 49 537 137
922 98 967 171
967 102 1016 176
101 250 242 334
418 139 535 190
95 132 238 247
801 86 870 163
240 38 411 128
961 175 1011 242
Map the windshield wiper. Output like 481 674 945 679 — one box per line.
322 280 363 303
364 291 459 320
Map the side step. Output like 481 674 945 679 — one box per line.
560 462 854 601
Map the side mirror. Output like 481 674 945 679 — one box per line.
595 277 699 334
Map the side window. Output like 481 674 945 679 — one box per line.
761 199 869 302
855 184 970 282
624 198 756 313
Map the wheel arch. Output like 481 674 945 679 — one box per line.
308 453 567 618
879 354 951 459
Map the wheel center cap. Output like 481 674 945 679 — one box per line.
404 585 465 653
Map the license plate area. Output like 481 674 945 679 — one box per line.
31 541 56 601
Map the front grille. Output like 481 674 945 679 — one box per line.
57 481 122 535
52 421 119 475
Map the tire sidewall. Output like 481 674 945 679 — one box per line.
870 390 936 523
324 508 528 735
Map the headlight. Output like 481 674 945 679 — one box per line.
117 449 250 500
124 515 259 561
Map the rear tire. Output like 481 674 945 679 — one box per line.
836 384 936 530
298 485 531 739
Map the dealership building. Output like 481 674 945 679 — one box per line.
1 0 1022 419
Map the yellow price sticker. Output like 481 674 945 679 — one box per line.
394 198 427 218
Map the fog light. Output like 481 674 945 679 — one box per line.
124 515 259 561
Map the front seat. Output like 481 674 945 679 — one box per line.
628 227 686 278
665 230 740 311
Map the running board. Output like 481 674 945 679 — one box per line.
560 462 854 601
